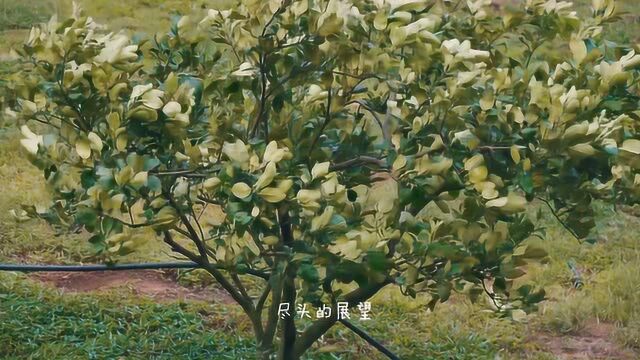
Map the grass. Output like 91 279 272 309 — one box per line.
0 272 256 359
1 0 640 359
0 0 54 31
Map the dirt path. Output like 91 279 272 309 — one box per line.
531 320 637 359
31 270 233 303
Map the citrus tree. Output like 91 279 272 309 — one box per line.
7 0 640 358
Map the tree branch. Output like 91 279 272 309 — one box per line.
292 277 392 357
329 156 388 172
263 272 283 353
345 99 389 141
308 86 332 156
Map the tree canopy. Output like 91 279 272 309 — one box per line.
6 0 640 358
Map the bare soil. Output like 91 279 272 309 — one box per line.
531 320 637 359
31 269 233 303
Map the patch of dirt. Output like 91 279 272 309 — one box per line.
31 270 233 303
531 320 637 359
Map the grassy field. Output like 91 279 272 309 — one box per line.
1 0 640 359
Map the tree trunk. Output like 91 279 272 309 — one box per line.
258 342 275 360
279 272 297 359
278 205 298 360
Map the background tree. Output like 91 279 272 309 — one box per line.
7 0 640 358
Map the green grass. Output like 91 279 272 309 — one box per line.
0 273 256 359
0 0 54 31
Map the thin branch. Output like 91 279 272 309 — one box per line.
57 55 90 132
250 53 269 138
150 169 209 178
263 272 283 348
332 70 384 81
197 195 222 206
30 115 61 129
537 196 580 240
231 273 251 300
162 231 268 281
101 214 156 229
171 226 192 239
261 0 288 37
308 86 332 155
329 155 388 172
345 99 388 140
481 278 502 311
256 282 272 313
162 230 201 263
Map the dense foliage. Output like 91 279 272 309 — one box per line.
6 0 640 358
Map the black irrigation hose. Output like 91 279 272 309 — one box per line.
339 319 400 360
0 262 401 359
0 262 200 272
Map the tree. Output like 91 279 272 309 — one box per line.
7 0 640 358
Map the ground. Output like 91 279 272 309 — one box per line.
31 270 232 302
2 0 640 359
530 321 636 360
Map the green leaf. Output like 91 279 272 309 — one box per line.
298 263 319 283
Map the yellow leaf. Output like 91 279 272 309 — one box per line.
510 145 521 164
263 140 291 163
390 26 407 46
481 187 499 200
245 234 260 256
162 101 181 117
564 122 589 141
311 206 334 232
88 132 103 152
277 179 294 193
297 189 322 209
231 182 252 199
568 143 597 158
223 140 250 166
115 128 128 151
416 156 452 175
128 106 158 122
152 206 178 229
570 35 587 64
454 130 480 149
204 177 221 191
255 161 277 190
263 235 279 246
311 162 330 180
317 13 343 37
258 187 286 203
486 193 526 213
20 137 40 155
469 166 488 184
374 10 388 30
76 138 92 159
150 198 167 208
130 171 148 187
464 154 484 171
621 139 640 154
479 89 495 111
393 154 407 171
